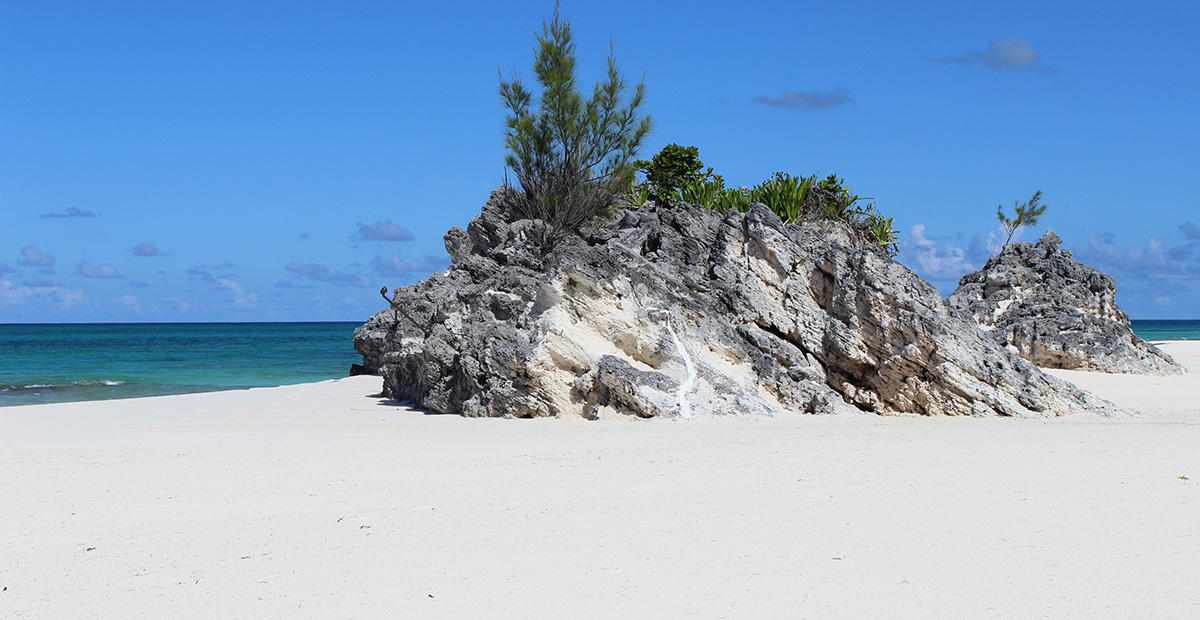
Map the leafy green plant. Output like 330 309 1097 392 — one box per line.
864 207 899 254
678 176 725 207
748 172 813 222
620 182 652 207
636 143 719 205
713 186 752 213
810 175 866 220
626 144 896 252
997 190 1048 248
498 2 653 247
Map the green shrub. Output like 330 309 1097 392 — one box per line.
630 144 897 254
636 143 719 206
499 3 653 245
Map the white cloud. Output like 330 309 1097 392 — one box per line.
273 280 316 289
211 278 258 309
898 224 981 283
1069 231 1200 317
1 279 85 307
158 296 193 312
951 37 1056 73
1180 222 1200 241
284 262 372 287
78 260 124 279
754 87 854 110
129 243 162 256
213 278 243 293
1078 233 1198 280
369 252 450 278
18 245 55 267
351 220 415 242
187 267 218 282
38 206 100 218
114 294 142 313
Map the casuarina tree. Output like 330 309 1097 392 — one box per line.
498 2 652 247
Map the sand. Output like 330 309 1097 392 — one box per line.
2 342 1198 619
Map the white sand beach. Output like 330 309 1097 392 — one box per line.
2 342 1198 619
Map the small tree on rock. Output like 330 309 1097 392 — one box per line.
499 2 652 247
997 190 1048 249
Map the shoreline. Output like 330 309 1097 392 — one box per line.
3 339 1194 416
1 344 1197 617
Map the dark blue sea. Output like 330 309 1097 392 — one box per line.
0 322 361 407
0 320 1196 408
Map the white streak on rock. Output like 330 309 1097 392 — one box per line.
652 309 695 418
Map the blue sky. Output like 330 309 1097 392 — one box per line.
3 0 1198 322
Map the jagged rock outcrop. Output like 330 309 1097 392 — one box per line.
948 230 1184 376
355 190 1122 418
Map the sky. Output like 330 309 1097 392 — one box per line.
3 0 1198 322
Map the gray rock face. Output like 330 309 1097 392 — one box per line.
947 230 1183 376
355 190 1122 418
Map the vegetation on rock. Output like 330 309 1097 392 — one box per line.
632 144 898 254
497 7 895 255
997 190 1048 248
634 143 719 206
498 1 652 248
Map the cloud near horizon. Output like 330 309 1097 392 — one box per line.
754 87 854 110
369 252 450 278
284 262 372 288
351 220 415 242
1074 231 1200 313
38 206 100 218
1076 232 1200 282
18 245 56 268
1 279 85 308
898 224 985 287
78 260 123 279
948 37 1056 73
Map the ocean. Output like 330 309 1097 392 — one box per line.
1 320 1197 408
0 322 362 407
1128 319 1200 342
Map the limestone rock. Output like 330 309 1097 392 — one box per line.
355 190 1122 418
948 230 1183 376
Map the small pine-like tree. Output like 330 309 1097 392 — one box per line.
498 2 652 247
997 190 1048 248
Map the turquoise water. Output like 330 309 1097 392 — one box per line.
0 322 361 407
1129 319 1200 341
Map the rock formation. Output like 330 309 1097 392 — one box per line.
948 230 1183 376
355 190 1122 418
